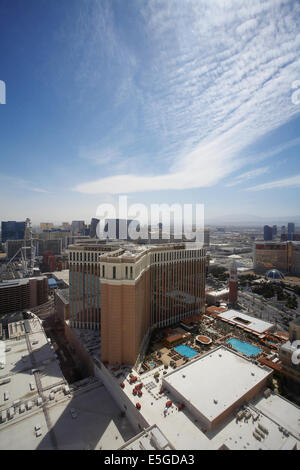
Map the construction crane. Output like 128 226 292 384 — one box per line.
23 218 36 277
0 218 36 280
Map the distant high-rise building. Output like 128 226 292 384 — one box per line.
272 225 277 237
40 223 54 231
1 221 26 243
254 241 300 276
263 225 273 241
288 222 295 241
204 228 210 247
281 225 286 235
71 220 85 236
90 218 100 238
61 222 70 230
5 239 37 260
228 261 238 305
38 239 62 256
103 219 140 241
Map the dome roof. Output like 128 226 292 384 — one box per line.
265 269 285 280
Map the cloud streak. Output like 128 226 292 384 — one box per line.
246 173 300 191
0 174 49 194
226 167 270 187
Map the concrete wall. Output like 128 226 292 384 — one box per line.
94 362 150 434
64 323 94 377
55 291 70 322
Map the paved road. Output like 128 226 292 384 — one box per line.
238 291 298 332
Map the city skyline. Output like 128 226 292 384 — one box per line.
1 0 300 221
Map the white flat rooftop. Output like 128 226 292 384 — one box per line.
206 288 229 296
163 347 271 426
0 382 135 450
106 352 300 450
217 309 274 333
52 270 69 286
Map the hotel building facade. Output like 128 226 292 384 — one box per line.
68 242 207 365
254 241 300 276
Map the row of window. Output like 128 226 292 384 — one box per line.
70 248 204 264
69 251 99 262
101 265 134 280
151 249 203 263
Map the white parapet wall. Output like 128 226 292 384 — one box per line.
94 361 150 434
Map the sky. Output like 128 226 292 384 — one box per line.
0 0 300 225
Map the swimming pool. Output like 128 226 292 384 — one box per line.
149 362 156 367
174 344 198 358
226 338 261 357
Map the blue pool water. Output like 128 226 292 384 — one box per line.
226 338 261 357
150 362 156 367
174 344 198 358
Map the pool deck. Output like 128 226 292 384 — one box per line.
226 338 262 357
174 344 198 358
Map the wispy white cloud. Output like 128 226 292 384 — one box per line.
248 137 300 164
79 146 121 166
246 173 300 191
0 174 49 194
74 0 300 194
226 167 270 187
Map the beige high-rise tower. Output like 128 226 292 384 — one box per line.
100 244 207 365
68 242 207 366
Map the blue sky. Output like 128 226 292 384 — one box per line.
0 0 300 224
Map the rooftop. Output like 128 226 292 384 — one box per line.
119 425 174 451
0 317 135 450
163 347 271 427
0 317 66 409
105 347 300 450
217 309 274 334
0 380 135 450
52 270 69 286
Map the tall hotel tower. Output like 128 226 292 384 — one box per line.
68 242 207 365
228 260 238 305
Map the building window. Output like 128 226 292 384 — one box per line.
130 267 133 279
102 265 105 277
125 266 128 279
113 266 116 279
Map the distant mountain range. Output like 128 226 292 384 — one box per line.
205 214 300 227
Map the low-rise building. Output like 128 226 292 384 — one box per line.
0 277 48 315
280 317 300 405
216 309 275 336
